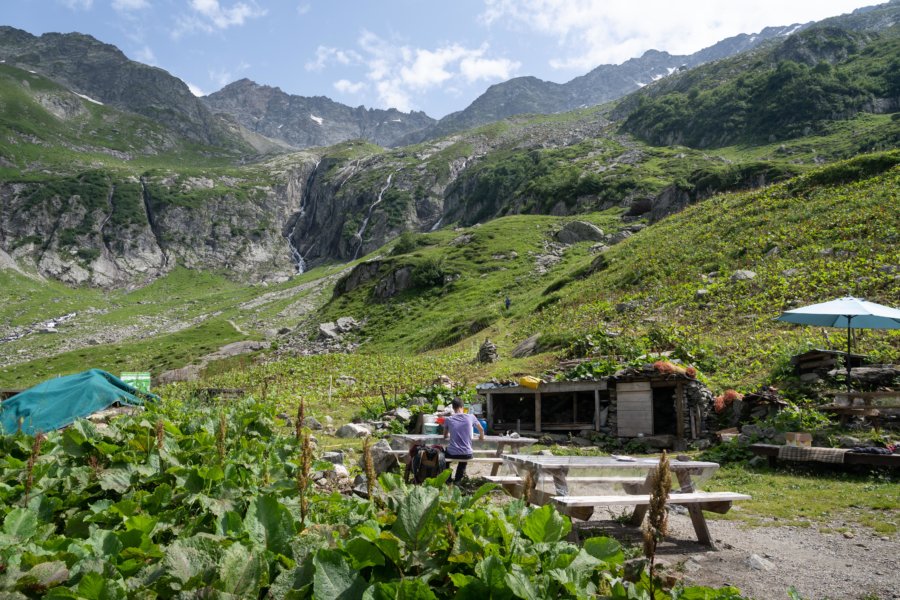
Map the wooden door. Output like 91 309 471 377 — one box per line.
617 381 653 437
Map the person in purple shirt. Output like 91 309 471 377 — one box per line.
443 397 485 483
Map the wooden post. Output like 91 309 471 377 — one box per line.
487 393 494 431
572 393 578 425
594 389 601 431
675 381 685 441
535 392 542 433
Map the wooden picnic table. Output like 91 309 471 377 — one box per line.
502 454 738 546
390 433 538 475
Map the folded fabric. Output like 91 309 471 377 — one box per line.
778 445 847 463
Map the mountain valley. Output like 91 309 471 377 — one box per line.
0 3 898 394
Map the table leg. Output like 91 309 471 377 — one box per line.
684 504 713 546
674 470 714 546
628 470 655 526
491 443 506 476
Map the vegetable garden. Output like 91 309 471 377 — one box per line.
0 398 746 599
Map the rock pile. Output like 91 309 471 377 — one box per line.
477 339 499 363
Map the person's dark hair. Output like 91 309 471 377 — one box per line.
451 397 464 410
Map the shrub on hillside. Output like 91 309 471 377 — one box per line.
411 257 447 288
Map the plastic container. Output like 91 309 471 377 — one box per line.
422 414 437 424
474 418 488 434
120 372 151 394
423 423 442 435
519 376 541 389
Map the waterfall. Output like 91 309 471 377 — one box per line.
352 172 394 260
285 160 320 274
429 216 443 232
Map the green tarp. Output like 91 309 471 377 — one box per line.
0 369 157 435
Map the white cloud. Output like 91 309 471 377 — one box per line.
186 82 206 97
317 31 519 111
133 45 157 65
305 46 361 71
460 54 520 83
173 0 266 37
59 0 93 9
208 61 249 88
481 0 874 71
296 2 311 15
334 79 367 94
112 0 149 12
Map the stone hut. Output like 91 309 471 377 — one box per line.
476 363 715 448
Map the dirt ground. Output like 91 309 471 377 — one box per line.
464 463 899 600
574 510 900 600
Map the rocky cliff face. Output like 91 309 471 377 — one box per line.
0 27 232 147
0 165 321 286
204 79 435 149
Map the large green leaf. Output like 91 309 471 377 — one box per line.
583 537 624 566
312 549 367 600
391 486 441 550
163 534 223 584
75 572 128 600
243 494 295 556
504 564 539 600
14 561 69 594
521 505 570 544
362 579 439 600
98 468 131 494
219 543 266 597
475 555 512 600
3 509 37 541
344 538 386 569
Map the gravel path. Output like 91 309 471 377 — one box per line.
575 512 900 600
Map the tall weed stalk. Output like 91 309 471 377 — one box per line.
643 450 671 594
23 433 45 505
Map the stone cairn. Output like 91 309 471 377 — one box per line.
477 339 499 363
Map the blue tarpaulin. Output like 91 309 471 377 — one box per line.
0 369 157 435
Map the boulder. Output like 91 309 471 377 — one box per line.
322 451 344 465
394 407 413 422
512 333 541 358
359 439 399 475
829 365 900 387
556 221 605 244
302 416 323 430
730 270 757 282
747 554 774 572
335 423 371 438
336 316 359 333
318 322 340 340
608 230 633 245
373 266 413 298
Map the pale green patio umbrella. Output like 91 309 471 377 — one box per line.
777 296 900 391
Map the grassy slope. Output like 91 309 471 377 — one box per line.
0 263 347 387
316 152 900 392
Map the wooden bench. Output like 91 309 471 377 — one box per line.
390 449 497 457
551 491 751 546
484 475 646 485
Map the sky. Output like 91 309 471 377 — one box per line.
2 0 881 118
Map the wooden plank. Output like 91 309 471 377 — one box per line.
594 389 601 431
676 381 685 440
551 491 751 507
617 382 653 437
535 391 542 433
484 475 647 485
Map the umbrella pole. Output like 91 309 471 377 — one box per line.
846 317 853 393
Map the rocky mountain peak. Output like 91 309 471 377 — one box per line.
203 78 435 149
